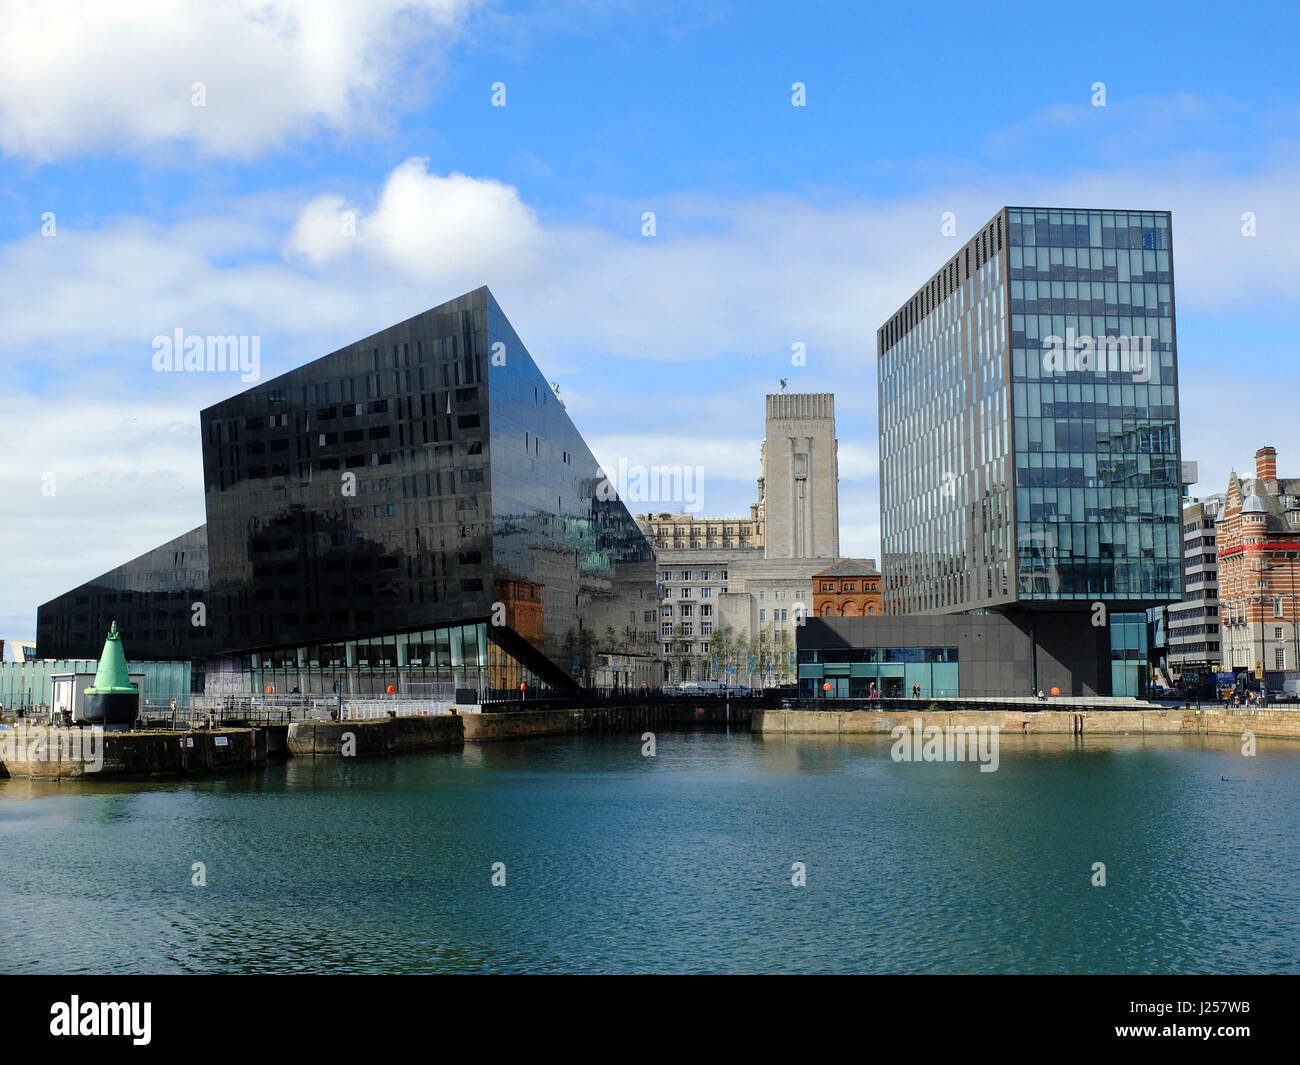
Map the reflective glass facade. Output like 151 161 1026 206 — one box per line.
878 212 1013 613
797 646 959 699
1007 208 1180 603
237 620 557 700
878 207 1182 615
38 287 659 693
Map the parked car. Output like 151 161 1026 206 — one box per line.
662 684 682 697
721 685 750 698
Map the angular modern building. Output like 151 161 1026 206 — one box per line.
37 287 659 697
873 207 1183 696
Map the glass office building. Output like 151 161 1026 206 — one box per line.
38 287 659 696
876 208 1182 695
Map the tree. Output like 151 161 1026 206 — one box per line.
709 621 742 681
774 627 794 684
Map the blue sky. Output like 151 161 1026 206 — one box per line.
2 0 1299 646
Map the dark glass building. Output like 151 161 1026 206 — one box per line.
875 208 1182 696
38 287 659 696
35 526 215 667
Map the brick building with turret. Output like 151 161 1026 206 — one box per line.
1217 446 1300 684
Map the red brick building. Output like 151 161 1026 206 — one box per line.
812 558 883 618
1217 446 1300 680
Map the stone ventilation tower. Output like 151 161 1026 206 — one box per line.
762 393 839 560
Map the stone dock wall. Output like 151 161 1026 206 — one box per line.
287 714 463 756
288 702 745 756
0 725 267 780
753 707 1300 740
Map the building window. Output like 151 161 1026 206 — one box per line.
662 606 673 618
844 583 856 592
1275 599 1285 618
680 605 693 618
701 622 713 636
759 609 766 621
701 604 712 617
661 623 673 637
681 623 693 637
1275 627 1284 640
702 587 711 598
699 643 710 655
1276 647 1286 670
681 588 691 599
681 571 691 581
821 582 834 591
700 570 711 581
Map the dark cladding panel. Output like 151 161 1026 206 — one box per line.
35 525 213 660
199 289 494 653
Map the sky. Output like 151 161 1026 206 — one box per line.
2 0 1299 649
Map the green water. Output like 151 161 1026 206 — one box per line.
1 730 1297 974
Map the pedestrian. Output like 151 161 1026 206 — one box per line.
1037 688 1045 701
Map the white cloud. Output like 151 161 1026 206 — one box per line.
0 0 479 161
287 159 545 287
0 396 204 640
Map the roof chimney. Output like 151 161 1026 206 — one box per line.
1256 446 1278 494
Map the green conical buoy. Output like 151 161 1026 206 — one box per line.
85 621 139 695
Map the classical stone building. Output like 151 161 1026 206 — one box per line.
812 559 883 618
639 393 841 687
1217 446 1300 683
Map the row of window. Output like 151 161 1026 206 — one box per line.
659 570 729 582
661 604 714 618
